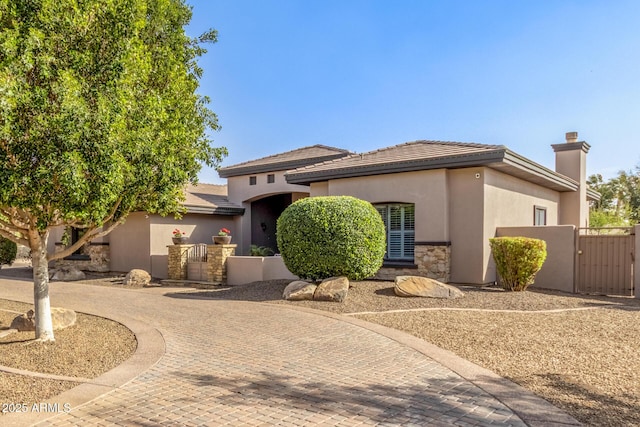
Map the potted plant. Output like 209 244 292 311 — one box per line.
172 229 189 245
213 228 232 244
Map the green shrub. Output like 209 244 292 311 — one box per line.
276 196 386 281
0 236 17 268
489 237 547 291
250 244 274 256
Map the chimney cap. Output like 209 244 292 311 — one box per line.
565 132 578 143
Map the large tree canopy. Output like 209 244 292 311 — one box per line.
0 0 226 340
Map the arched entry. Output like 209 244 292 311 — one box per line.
250 194 292 254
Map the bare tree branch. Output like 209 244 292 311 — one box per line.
47 198 122 261
0 221 29 246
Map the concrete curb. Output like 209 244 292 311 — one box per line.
277 303 583 427
1 305 165 427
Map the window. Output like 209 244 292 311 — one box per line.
249 176 257 185
267 174 275 183
375 204 415 261
534 206 547 226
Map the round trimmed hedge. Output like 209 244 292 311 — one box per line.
276 196 385 281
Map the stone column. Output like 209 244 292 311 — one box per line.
207 244 236 284
167 244 193 280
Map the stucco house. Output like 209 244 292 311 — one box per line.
49 183 244 278
219 132 597 284
51 131 597 285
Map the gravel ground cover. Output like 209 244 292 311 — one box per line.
1 268 639 426
0 297 137 411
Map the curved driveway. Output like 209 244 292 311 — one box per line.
0 278 580 426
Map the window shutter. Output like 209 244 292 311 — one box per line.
388 231 403 258
374 203 415 261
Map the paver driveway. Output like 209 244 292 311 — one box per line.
0 278 580 426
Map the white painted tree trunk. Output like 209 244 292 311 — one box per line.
29 229 55 342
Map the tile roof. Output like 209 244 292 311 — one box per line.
285 140 579 192
218 144 352 178
184 183 244 215
288 140 503 175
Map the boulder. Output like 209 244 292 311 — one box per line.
10 307 77 332
51 267 86 281
123 269 151 287
394 276 464 299
283 281 317 301
313 276 349 302
10 310 34 331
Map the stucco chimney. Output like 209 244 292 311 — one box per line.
565 131 578 143
552 132 591 228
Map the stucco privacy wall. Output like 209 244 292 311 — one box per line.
496 225 576 293
109 212 236 278
226 256 298 285
483 168 560 282
108 212 152 274
449 167 562 284
226 172 309 254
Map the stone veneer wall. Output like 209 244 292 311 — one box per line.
207 244 236 283
167 243 237 283
374 243 451 283
54 243 111 272
167 244 192 280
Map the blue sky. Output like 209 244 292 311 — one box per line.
186 0 640 185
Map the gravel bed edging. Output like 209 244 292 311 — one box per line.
1 305 166 427
0 365 92 383
274 302 583 427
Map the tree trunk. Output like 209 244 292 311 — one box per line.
29 229 55 342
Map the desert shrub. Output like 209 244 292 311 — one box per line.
0 236 17 268
276 196 385 281
489 237 547 291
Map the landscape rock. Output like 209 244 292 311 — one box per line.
51 267 86 281
313 276 349 302
123 269 151 287
10 307 77 332
394 276 464 299
283 281 318 300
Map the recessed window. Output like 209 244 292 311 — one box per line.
534 206 547 226
267 174 275 183
249 176 257 185
375 203 415 261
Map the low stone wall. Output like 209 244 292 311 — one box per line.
54 243 110 272
374 243 451 283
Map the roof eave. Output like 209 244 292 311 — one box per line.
587 188 601 202
286 148 579 192
285 150 507 185
218 154 351 178
184 205 245 216
499 150 579 192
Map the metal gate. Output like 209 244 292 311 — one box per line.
187 244 208 281
577 228 635 296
